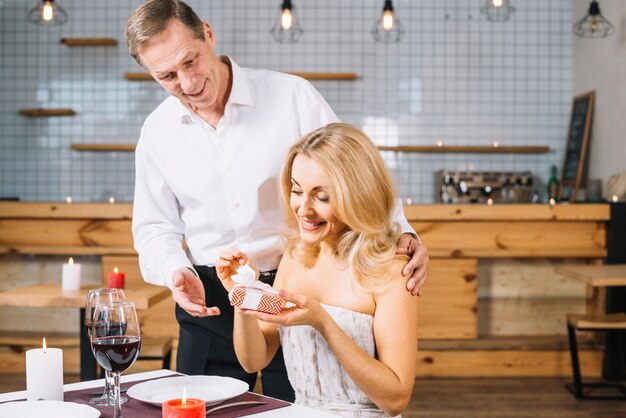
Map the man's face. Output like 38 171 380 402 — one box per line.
138 19 224 110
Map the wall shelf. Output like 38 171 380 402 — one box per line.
377 145 550 154
71 143 136 152
19 108 76 117
124 71 358 81
61 38 118 47
287 72 357 80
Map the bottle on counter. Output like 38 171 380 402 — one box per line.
547 165 560 201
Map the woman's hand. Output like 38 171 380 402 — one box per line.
215 248 258 292
240 290 329 331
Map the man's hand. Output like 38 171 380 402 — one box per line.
171 267 220 317
396 233 429 296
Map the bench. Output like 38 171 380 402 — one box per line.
0 332 173 370
566 313 626 399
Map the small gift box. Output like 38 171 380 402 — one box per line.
228 264 283 315
229 286 283 315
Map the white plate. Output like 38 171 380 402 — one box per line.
127 375 249 406
0 400 100 418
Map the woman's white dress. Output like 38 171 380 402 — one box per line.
279 303 395 417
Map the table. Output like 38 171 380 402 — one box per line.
0 369 335 417
0 284 170 381
556 264 626 380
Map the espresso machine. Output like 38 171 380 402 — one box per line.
437 170 534 204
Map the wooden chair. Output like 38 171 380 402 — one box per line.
566 313 626 399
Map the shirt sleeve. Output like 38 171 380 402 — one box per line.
392 198 418 241
132 129 194 289
295 79 340 135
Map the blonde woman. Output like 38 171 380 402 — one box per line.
217 123 418 417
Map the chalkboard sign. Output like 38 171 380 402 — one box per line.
560 91 595 201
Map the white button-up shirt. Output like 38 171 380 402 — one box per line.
132 58 413 288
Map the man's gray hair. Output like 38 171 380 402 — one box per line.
125 0 205 67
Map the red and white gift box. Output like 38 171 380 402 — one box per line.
229 285 283 315
228 264 283 314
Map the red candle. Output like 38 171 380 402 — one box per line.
162 397 206 418
108 267 125 289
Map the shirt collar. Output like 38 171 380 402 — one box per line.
177 55 252 125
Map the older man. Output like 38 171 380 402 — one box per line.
126 0 428 402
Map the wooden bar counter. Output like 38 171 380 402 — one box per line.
0 202 611 377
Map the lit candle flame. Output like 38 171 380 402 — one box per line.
182 386 187 406
612 195 619 203
549 198 556 206
42 1 54 21
65 196 72 204
487 198 493 205
281 9 292 30
493 0 503 8
113 267 119 274
108 197 115 204
42 337 47 351
436 140 444 147
68 257 74 265
492 141 499 148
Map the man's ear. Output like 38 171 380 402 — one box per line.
203 22 215 47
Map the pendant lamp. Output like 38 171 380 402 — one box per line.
28 0 68 26
270 0 303 44
372 0 405 43
574 1 614 39
480 0 515 22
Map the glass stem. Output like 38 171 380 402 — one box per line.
105 370 113 398
113 372 121 418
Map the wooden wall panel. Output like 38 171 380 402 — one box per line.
416 350 602 377
419 259 477 339
477 298 586 336
477 259 587 299
0 219 134 250
412 221 605 258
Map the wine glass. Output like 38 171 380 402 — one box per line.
84 288 127 406
91 302 141 418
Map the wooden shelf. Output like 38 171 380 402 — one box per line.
61 38 118 47
71 143 136 152
377 145 550 154
124 72 154 81
124 71 358 81
18 108 76 117
287 72 357 80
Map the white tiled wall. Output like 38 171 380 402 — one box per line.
0 0 572 202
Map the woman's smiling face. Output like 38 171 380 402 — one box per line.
289 155 346 244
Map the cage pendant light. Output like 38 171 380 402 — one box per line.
270 0 303 44
480 0 515 22
28 0 68 26
574 1 615 39
372 0 405 43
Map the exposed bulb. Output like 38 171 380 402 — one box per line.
42 2 53 21
382 10 394 31
281 8 292 30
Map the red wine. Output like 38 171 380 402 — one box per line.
92 336 141 373
91 321 127 338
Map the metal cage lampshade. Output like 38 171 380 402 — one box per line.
270 0 303 44
28 0 68 26
372 0 405 43
574 1 615 39
480 0 515 22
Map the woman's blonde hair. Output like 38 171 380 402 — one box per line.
280 123 401 285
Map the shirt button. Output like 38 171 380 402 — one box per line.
233 202 240 208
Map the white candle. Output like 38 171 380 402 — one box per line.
26 338 64 401
62 257 81 291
